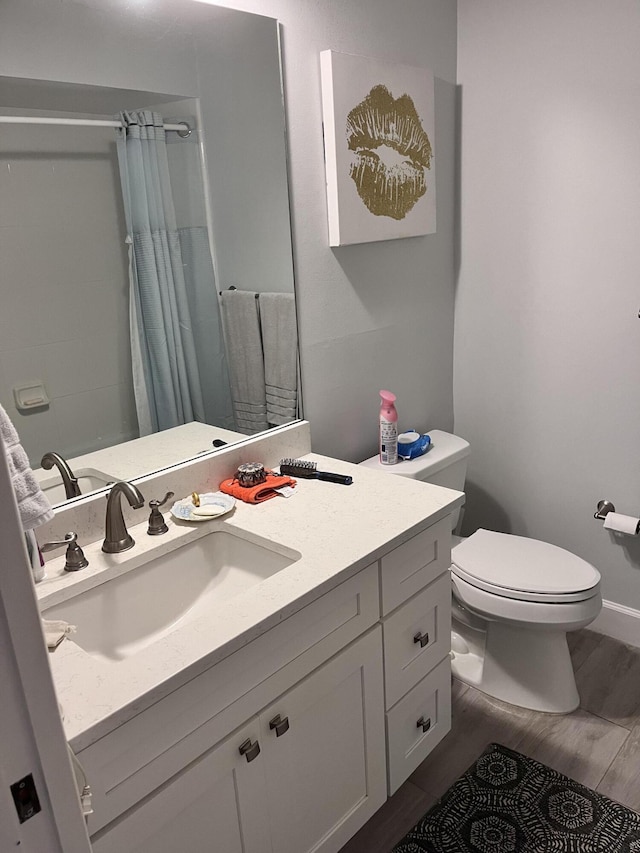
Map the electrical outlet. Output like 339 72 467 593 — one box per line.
10 774 41 823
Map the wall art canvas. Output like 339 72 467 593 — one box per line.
320 49 436 247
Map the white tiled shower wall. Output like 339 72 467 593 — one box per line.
0 110 138 466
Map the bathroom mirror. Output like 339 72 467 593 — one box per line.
0 0 299 506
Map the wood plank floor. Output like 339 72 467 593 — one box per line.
339 630 640 853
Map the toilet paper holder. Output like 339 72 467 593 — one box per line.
594 499 616 520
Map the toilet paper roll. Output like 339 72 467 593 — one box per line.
603 512 640 535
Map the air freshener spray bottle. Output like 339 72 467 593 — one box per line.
379 390 398 465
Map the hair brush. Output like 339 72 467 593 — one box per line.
279 458 353 485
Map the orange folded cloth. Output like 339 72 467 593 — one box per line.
219 473 296 504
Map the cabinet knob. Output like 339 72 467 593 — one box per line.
238 738 261 762
416 716 431 733
413 630 430 648
269 714 290 737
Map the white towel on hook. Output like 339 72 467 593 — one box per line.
219 290 268 434
0 404 54 531
259 292 298 426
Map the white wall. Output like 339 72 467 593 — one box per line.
456 0 640 608
0 113 137 466
202 0 459 462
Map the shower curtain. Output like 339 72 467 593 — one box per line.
115 110 206 435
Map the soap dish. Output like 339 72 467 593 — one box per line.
170 492 235 522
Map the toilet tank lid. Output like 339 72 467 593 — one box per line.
452 529 601 595
358 429 470 479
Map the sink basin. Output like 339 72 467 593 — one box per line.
42 531 299 663
38 467 115 504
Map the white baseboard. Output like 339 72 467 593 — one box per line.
590 600 640 649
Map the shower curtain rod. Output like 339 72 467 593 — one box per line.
0 115 192 136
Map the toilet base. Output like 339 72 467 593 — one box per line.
451 618 580 714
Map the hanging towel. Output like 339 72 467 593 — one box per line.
220 290 268 434
259 292 299 427
0 404 54 531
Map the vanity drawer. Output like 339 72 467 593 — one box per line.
385 656 451 795
80 563 379 834
380 517 451 615
382 572 451 709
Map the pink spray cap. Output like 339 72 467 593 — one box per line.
379 390 396 404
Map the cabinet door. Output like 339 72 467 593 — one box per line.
260 627 386 853
91 719 271 853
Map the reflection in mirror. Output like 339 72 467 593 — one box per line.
0 0 300 507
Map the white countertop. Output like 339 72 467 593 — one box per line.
38 452 463 751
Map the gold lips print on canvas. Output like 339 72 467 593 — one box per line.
320 50 436 246
346 84 432 221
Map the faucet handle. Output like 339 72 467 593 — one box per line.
41 531 89 572
147 492 175 536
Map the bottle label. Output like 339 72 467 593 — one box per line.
380 420 398 464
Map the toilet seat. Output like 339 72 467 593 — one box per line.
451 529 600 603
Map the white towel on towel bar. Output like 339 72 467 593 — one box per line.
219 290 268 434
259 292 298 427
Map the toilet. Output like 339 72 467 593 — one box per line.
359 430 602 714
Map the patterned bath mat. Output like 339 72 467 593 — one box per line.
392 743 640 852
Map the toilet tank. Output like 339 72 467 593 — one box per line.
358 429 470 530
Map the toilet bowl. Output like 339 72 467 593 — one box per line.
449 529 601 713
359 430 602 714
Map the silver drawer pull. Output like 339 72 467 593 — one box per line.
416 716 431 733
413 630 429 648
269 714 290 737
238 738 261 762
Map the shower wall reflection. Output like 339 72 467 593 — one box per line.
0 107 237 466
0 112 139 465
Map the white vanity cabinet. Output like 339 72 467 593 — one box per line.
91 628 385 853
77 512 454 853
82 566 386 853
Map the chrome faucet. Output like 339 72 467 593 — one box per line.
41 451 81 499
102 481 145 554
